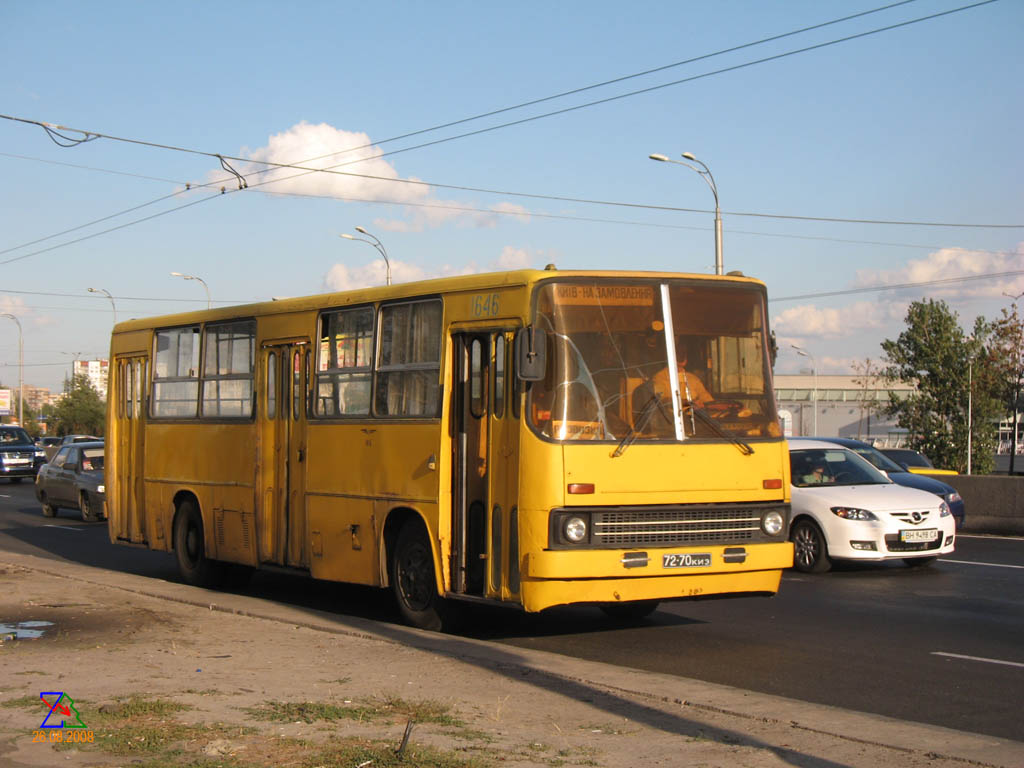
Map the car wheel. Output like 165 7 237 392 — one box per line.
389 520 447 631
173 498 227 588
40 493 57 518
791 519 832 573
80 492 101 522
903 556 938 568
600 600 660 622
10 477 23 484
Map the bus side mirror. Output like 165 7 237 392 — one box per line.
515 327 547 381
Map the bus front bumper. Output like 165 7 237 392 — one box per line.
518 542 793 613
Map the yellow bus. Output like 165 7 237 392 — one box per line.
107 268 792 630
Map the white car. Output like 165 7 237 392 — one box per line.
788 440 956 573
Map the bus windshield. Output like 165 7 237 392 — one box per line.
528 279 780 442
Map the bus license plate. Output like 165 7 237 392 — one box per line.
899 529 938 543
663 553 712 568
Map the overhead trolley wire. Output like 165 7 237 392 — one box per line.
0 0 1012 269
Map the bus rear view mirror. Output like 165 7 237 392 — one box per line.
515 327 547 381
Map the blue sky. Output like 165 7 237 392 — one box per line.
1 0 1021 393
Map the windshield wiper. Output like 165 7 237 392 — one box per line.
689 407 755 456
611 393 670 458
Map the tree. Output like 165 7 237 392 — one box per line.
989 303 1024 473
850 357 884 441
881 299 999 474
50 374 105 437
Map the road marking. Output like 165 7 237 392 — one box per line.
931 652 1024 669
956 533 1024 542
42 525 82 531
942 558 1024 570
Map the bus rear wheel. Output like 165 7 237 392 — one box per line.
390 521 445 632
173 499 226 588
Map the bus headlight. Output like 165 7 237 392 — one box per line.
762 510 784 536
564 516 588 543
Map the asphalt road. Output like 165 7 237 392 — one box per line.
2 479 1022 742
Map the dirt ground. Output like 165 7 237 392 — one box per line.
1 554 1021 768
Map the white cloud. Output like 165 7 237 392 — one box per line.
323 246 539 291
220 122 533 232
854 243 1024 299
773 300 904 339
492 246 533 270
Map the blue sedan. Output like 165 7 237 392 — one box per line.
801 437 964 529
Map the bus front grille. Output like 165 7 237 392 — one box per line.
595 508 762 546
549 503 789 549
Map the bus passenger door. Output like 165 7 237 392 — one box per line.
487 330 520 601
452 329 519 599
259 341 310 568
111 355 147 544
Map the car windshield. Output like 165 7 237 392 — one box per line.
848 445 905 473
0 428 31 445
526 279 780 443
790 448 890 488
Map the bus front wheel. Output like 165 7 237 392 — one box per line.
173 499 226 588
390 522 445 632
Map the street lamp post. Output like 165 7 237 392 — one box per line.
170 272 211 309
1 313 23 426
88 287 117 325
649 151 723 275
339 226 392 286
791 345 817 436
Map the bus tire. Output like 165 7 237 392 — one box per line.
390 521 445 632
173 499 227 588
600 600 659 622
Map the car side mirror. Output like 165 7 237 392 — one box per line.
515 326 547 381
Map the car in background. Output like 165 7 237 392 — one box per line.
34 441 106 522
880 448 957 475
808 437 964 529
788 440 955 573
0 426 46 483
43 433 101 462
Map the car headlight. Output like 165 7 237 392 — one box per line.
946 492 961 504
96 485 105 494
831 506 878 521
939 501 951 517
762 510 785 536
34 449 45 458
564 516 588 543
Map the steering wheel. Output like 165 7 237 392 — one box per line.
703 400 744 418
834 471 854 483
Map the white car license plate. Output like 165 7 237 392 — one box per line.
6 458 29 465
663 553 712 568
900 528 939 543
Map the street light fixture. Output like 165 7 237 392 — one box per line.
0 313 23 426
339 226 392 286
649 151 723 276
791 345 817 436
88 287 117 325
170 272 211 309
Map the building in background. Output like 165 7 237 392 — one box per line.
774 374 914 446
73 359 109 400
